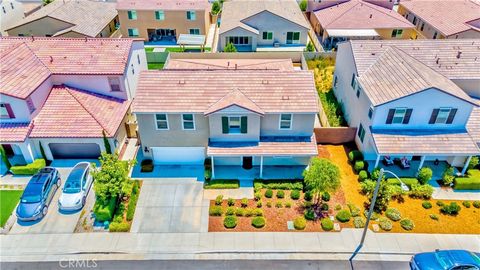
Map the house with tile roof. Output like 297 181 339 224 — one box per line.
308 0 415 50
398 0 480 40
132 58 318 179
0 37 146 164
5 0 119 38
218 0 311 52
333 39 480 176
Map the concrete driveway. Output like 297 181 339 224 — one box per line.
131 179 209 233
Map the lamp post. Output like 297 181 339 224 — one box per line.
349 168 409 266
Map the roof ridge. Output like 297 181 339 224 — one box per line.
323 1 360 27
388 46 430 87
361 1 413 25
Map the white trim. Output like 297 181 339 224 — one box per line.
279 113 293 130
181 113 196 130
154 113 169 130
189 28 201 35
226 115 245 134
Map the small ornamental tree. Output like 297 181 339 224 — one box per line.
303 158 340 205
224 42 237 52
211 0 221 15
417 167 433 185
304 41 315 52
102 130 112 154
299 0 307 11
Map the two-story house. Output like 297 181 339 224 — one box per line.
1 0 24 36
0 37 146 165
218 0 310 52
133 59 319 179
116 0 211 43
333 39 480 175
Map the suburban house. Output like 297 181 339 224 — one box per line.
218 0 311 52
333 39 480 176
132 58 319 179
1 0 25 36
308 0 415 50
5 0 119 38
398 0 480 39
0 37 147 164
116 0 211 44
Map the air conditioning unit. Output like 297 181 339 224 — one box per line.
273 42 280 47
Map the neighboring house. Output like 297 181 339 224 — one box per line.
398 0 480 39
333 39 480 175
309 0 415 50
132 58 319 179
218 0 310 52
116 0 211 43
1 0 25 36
5 0 119 38
17 0 42 16
0 37 147 164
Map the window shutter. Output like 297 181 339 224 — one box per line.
5 104 15 118
240 116 248 134
446 108 457 124
221 117 229 134
403 109 413 124
386 109 395 124
429 109 439 124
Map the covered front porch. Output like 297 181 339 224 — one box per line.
214 165 306 180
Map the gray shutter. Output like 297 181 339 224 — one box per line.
403 109 413 124
221 117 229 134
240 116 248 134
386 109 395 124
429 109 439 124
446 109 457 124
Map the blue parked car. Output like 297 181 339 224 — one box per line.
16 167 61 221
411 250 480 270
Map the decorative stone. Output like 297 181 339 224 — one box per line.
329 215 335 221
334 223 341 231
372 224 380 232
287 221 294 230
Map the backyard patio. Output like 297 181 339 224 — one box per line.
367 160 454 180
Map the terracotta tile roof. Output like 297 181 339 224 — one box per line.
0 122 34 142
6 0 118 37
133 70 318 113
29 85 130 138
220 0 310 34
207 135 318 156
349 39 480 80
314 0 413 30
204 88 265 116
165 58 294 70
0 43 51 99
357 46 475 106
116 0 211 10
372 129 480 155
400 0 480 37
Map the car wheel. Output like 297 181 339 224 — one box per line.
42 206 48 217
56 178 61 188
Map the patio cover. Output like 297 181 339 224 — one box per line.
177 34 206 46
326 29 379 37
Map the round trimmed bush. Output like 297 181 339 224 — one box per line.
294 217 307 230
429 214 439 221
441 202 461 216
417 167 433 185
400 218 414 231
462 201 471 208
253 208 263 216
473 201 480 208
335 209 351 223
322 191 330 202
422 201 432 209
320 203 329 211
385 208 402 221
358 170 368 182
347 203 360 217
285 201 292 208
304 191 313 201
266 201 272 208
241 198 248 207
354 161 365 173
254 192 262 201
215 195 223 205
265 189 273 198
436 201 445 207
252 217 266 228
224 216 237 229
235 208 245 216
378 217 393 231
348 150 363 163
353 217 366 228
226 207 235 216
321 218 334 231
276 190 285 199
227 198 235 206
304 209 315 220
256 201 262 208
209 206 223 216
290 190 301 200
364 210 380 221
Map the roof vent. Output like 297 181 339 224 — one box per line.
84 37 88 42
436 58 440 64
178 79 186 84
31 36 35 41
262 80 269 84
456 51 462 59
235 64 238 70
371 52 375 56
49 56 53 63
369 14 372 18
282 95 289 100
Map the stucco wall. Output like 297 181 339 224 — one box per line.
51 74 129 100
7 16 72 36
209 112 260 142
219 27 256 51
123 40 147 99
260 113 315 136
1 0 25 35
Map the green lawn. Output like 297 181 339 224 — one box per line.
148 63 165 70
0 190 23 227
145 47 154 52
455 169 480 190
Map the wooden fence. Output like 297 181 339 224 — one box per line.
314 127 357 144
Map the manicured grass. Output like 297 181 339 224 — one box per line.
0 190 23 227
454 169 480 190
147 63 165 70
145 47 154 52
386 178 419 187
204 179 240 189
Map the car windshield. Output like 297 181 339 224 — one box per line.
63 180 81 193
63 164 87 194
21 193 42 203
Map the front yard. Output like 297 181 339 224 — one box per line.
0 190 22 227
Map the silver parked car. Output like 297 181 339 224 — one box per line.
58 162 93 211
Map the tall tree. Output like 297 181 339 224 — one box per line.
303 157 340 204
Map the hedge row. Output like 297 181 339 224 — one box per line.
10 159 46 175
253 179 303 190
204 179 240 189
93 196 117 222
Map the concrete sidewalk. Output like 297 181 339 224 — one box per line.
1 229 478 262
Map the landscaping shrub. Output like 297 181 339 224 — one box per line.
336 209 351 223
0 145 11 170
275 201 283 208
256 201 262 208
462 201 471 208
140 159 153 173
126 182 140 221
318 91 346 127
276 190 285 199
422 201 432 209
320 203 329 211
253 209 264 216
454 170 480 190
224 216 237 229
290 190 301 200
353 217 366 228
304 209 315 220
354 161 365 173
378 217 393 231
473 201 480 208
409 184 434 199
227 198 235 206
360 180 376 195
215 195 223 205
367 181 393 213
417 167 433 185
468 157 479 170
209 206 223 216
400 218 414 231
266 201 272 208
252 217 266 228
335 204 342 211
385 208 402 221
204 180 239 189
436 201 445 207
304 201 312 208
386 178 419 187
285 201 292 208
347 203 360 217
265 189 273 198
430 214 439 221
442 167 455 186
358 170 368 182
370 168 385 181
348 150 363 163
226 207 235 215
321 218 334 231
364 210 380 221
235 207 245 217
254 192 262 201
245 208 254 217
109 222 130 232
10 159 46 175
93 196 117 222
304 191 313 201
441 202 461 216
321 191 330 202
241 198 248 207
303 158 341 204
299 0 307 11
294 217 307 230
388 184 407 199
253 179 303 190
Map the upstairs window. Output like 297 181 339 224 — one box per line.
433 32 438 39
386 108 413 124
127 10 137 20
189 28 200 35
0 103 14 119
182 114 195 130
429 108 457 124
26 97 36 114
109 77 121 92
357 123 365 143
279 114 292 130
128 28 139 37
350 73 356 89
155 10 164 20
155 114 169 130
391 29 403 38
186 11 196 20
368 106 374 119
222 116 247 134
262 31 273 40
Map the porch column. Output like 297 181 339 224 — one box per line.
374 155 381 169
259 156 264 179
461 156 472 175
211 156 215 179
19 142 34 163
418 156 426 171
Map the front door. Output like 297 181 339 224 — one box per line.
242 156 253 170
2 144 14 156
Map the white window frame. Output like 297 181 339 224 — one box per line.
155 114 169 130
186 10 196 20
435 108 452 124
228 116 241 134
128 28 139 37
155 10 165 20
128 10 137 20
189 28 200 35
279 114 293 130
262 31 273 40
392 108 407 124
182 114 195 130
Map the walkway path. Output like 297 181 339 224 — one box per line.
120 138 138 161
205 24 216 51
432 187 480 200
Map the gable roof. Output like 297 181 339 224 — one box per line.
116 0 211 11
220 0 310 34
204 88 265 116
400 0 480 37
29 85 130 138
6 0 118 37
357 46 475 106
165 58 294 70
133 70 318 114
314 0 413 30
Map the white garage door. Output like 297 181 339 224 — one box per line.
152 147 205 165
